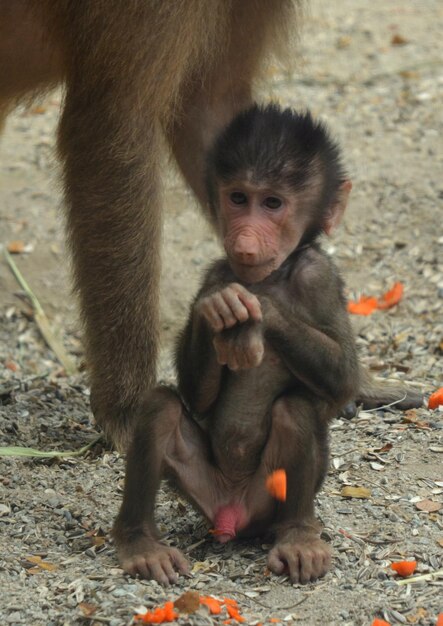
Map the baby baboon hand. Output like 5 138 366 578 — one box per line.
196 283 262 332
267 531 331 584
213 322 264 371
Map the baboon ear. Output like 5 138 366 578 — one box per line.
323 180 352 235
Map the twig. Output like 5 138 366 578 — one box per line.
360 475 390 494
0 370 51 395
338 528 367 547
362 393 408 413
214 589 276 609
0 435 102 459
4 247 77 375
396 567 443 586
339 447 360 457
186 538 207 552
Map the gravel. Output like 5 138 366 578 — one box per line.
1 1 442 625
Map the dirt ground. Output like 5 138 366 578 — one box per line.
1 2 442 625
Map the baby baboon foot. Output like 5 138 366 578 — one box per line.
118 537 190 585
267 534 331 584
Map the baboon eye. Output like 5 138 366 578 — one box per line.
264 196 282 209
230 192 247 205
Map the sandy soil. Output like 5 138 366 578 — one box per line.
1 2 442 625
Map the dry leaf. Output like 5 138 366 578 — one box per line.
174 590 200 614
38 561 57 572
191 561 210 573
436 538 443 548
26 555 44 565
374 443 393 454
402 412 429 429
399 70 419 80
27 568 42 575
415 499 442 513
91 536 106 547
391 33 409 45
78 603 97 617
337 36 352 49
406 607 428 624
4 359 18 372
25 555 57 572
340 486 371 499
7 240 25 254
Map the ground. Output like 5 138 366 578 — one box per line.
0 2 442 625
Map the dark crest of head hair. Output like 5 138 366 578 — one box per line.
206 103 346 213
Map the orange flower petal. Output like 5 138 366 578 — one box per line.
151 608 166 624
347 296 378 316
200 596 222 615
134 602 178 623
390 560 417 577
371 619 391 626
163 602 178 621
348 282 404 315
436 613 443 626
265 469 287 501
377 282 404 309
226 604 245 623
428 388 443 410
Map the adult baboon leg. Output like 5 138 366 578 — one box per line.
56 3 227 451
60 94 163 451
168 0 299 212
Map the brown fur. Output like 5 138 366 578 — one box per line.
0 1 301 450
113 106 359 585
113 103 423 585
